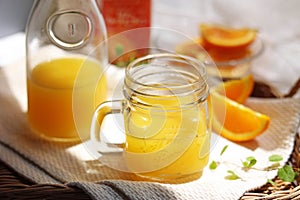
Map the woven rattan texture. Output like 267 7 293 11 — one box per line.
0 163 90 199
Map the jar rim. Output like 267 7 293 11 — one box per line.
125 53 208 91
123 53 209 107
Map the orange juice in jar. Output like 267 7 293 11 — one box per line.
27 57 107 141
124 92 210 182
90 54 211 183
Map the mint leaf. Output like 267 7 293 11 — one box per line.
269 154 283 162
278 165 297 182
225 170 240 180
209 161 218 170
247 157 257 168
242 156 257 169
220 145 228 156
246 156 255 161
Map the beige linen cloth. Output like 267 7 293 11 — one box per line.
0 57 300 200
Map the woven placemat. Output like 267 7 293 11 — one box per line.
0 133 299 200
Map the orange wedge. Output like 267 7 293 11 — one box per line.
200 23 257 51
213 75 254 104
210 92 270 142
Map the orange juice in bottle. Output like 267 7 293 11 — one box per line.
26 0 108 141
27 57 107 141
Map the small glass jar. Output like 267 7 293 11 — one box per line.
90 53 211 183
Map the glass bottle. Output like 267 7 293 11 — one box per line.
25 0 108 142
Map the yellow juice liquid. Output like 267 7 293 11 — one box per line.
124 92 210 182
27 57 107 141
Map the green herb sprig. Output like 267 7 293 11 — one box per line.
209 145 298 183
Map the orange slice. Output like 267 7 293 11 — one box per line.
200 23 257 51
213 75 254 104
210 92 270 142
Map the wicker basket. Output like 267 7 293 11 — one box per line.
0 163 90 199
241 133 300 200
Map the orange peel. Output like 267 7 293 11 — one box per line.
210 91 270 142
213 75 254 104
200 23 257 51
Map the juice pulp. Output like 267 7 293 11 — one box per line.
27 57 107 141
124 92 210 182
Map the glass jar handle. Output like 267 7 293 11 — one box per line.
90 100 124 148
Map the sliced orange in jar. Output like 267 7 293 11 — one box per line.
213 75 254 104
200 23 257 51
175 38 206 59
210 92 270 142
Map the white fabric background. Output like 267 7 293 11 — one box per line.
152 0 300 96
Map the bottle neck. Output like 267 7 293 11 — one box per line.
33 0 98 10
27 0 108 67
